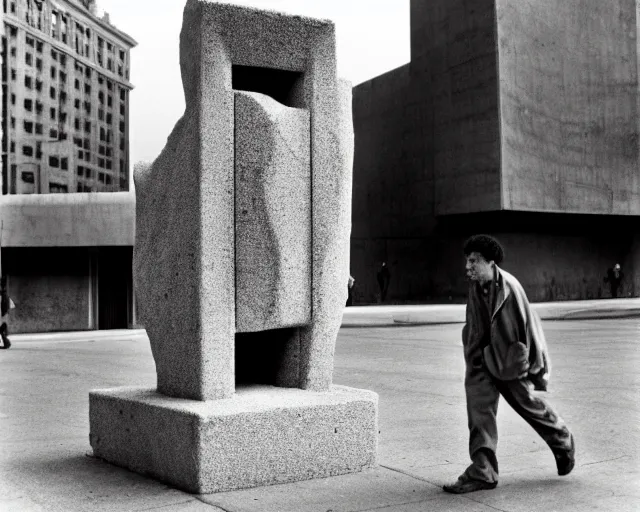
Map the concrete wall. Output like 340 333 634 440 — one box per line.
498 0 640 215
4 248 92 333
0 192 135 246
411 0 502 216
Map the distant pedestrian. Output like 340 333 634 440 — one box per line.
443 234 575 494
604 263 623 298
376 262 390 302
0 275 14 350
346 275 355 307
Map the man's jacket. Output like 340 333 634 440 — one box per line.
462 266 551 391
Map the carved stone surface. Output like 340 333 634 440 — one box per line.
235 91 311 333
90 385 378 493
92 0 377 494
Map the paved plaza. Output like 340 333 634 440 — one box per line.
1 316 638 511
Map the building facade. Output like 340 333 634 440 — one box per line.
1 0 136 194
0 1 138 333
351 0 640 304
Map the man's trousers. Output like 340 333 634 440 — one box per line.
462 362 573 483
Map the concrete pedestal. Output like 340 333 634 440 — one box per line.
89 385 378 494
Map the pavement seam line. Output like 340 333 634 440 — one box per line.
194 496 237 512
379 464 441 487
136 498 202 511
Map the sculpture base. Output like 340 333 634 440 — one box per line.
89 385 378 493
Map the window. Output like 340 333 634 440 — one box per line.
85 168 92 179
98 158 104 168
24 99 33 111
22 145 33 156
50 107 56 120
106 113 112 124
84 121 91 133
10 47 16 56
98 91 104 104
25 52 32 65
25 76 33 89
26 36 34 47
59 54 66 66
98 172 105 183
35 57 42 71
74 118 80 130
49 156 59 168
36 41 43 53
10 117 15 129
106 148 112 158
10 68 16 80
120 104 125 116
35 101 43 114
35 142 42 159
107 96 112 108
51 49 58 60
49 128 58 138
99 145 105 156
35 123 43 135
10 1 15 14
74 99 80 109
84 83 91 94
100 127 105 141
106 160 112 170
23 121 33 133
9 26 17 37
119 121 125 133
120 160 125 173
50 183 68 193
59 72 66 83
75 78 80 89
51 66 57 79
10 94 15 105
50 87 56 99
119 49 125 61
84 102 91 114
85 67 91 79
10 142 15 153
78 151 83 160
35 79 42 92
107 80 113 91
77 166 83 176
59 112 67 123
105 174 112 185
61 158 68 170
98 109 104 121
83 138 90 150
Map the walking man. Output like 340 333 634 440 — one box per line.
444 234 575 494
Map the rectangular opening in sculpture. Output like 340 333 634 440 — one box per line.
235 328 300 387
232 65 304 107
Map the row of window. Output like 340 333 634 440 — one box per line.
5 5 130 79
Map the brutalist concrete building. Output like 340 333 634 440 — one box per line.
0 0 138 333
351 0 640 303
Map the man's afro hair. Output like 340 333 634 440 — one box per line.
463 234 505 265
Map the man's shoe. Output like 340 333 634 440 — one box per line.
554 434 575 476
443 476 497 494
0 335 10 349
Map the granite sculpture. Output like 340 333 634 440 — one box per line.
89 0 378 494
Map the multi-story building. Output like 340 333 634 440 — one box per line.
1 0 136 194
351 0 640 304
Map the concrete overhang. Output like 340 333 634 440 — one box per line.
0 192 135 247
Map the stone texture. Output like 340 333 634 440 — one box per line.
133 0 354 398
235 91 311 333
89 385 378 494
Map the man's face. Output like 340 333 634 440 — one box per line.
465 251 494 284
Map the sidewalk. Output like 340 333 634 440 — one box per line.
10 298 640 342
341 298 640 327
1 310 638 511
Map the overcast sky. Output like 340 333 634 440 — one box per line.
97 0 410 164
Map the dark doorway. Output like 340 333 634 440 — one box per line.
97 247 132 330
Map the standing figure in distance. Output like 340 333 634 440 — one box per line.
376 262 390 303
604 263 623 298
346 275 355 307
0 275 13 349
443 234 575 494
